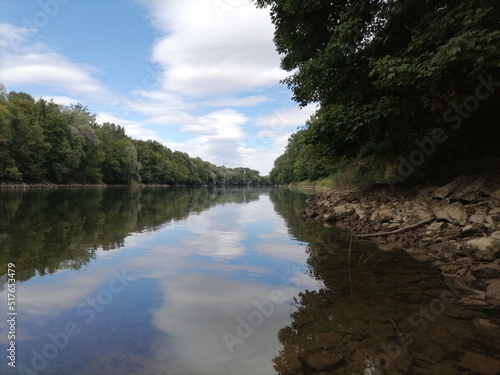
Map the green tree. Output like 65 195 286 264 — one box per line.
63 104 104 183
0 86 18 180
98 123 140 184
257 0 500 184
7 92 49 182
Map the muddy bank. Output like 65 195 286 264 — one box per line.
301 175 500 308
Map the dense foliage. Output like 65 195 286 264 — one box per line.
0 89 267 185
257 0 500 186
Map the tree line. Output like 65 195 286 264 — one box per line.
0 88 267 185
257 0 500 186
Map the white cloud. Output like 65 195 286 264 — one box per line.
163 109 250 167
0 23 33 49
202 95 270 108
137 0 285 97
150 272 293 375
254 105 317 129
0 24 115 104
96 112 159 140
0 2 316 175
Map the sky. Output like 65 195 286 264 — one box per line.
0 0 316 175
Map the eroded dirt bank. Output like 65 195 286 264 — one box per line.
301 175 500 308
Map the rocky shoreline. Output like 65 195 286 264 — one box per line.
301 175 500 308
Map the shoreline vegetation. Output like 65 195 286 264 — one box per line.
0 91 268 187
0 182 264 189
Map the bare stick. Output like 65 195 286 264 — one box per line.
356 218 434 238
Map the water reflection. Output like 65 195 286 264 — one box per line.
0 187 260 284
269 190 500 375
0 188 497 374
0 187 320 374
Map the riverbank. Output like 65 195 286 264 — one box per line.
301 175 500 308
0 182 173 189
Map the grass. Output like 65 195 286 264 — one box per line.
289 156 391 191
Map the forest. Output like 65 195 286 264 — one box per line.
257 0 500 187
0 89 266 186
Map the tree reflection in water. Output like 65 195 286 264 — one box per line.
0 187 260 285
269 189 500 375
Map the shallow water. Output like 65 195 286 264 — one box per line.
0 187 498 374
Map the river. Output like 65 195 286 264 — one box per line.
0 187 498 374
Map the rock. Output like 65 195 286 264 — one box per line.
470 259 500 279
474 318 500 329
469 214 485 224
471 247 497 262
491 188 500 201
426 221 444 233
433 176 465 200
306 210 319 219
406 208 433 225
370 208 394 223
332 204 347 215
449 177 488 203
456 256 474 264
378 208 393 223
466 237 498 252
458 351 500 375
354 209 366 220
434 202 468 226
489 207 500 215
491 231 500 240
486 279 500 301
461 224 479 236
323 213 336 222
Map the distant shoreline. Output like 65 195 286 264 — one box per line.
0 182 267 189
0 182 166 189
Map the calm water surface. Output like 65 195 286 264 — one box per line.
0 188 498 375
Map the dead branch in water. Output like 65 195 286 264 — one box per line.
355 218 434 238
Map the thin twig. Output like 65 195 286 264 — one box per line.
464 201 488 208
348 235 353 265
363 251 377 264
356 218 433 238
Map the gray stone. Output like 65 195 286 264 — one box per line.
426 221 444 232
449 177 487 203
435 202 468 226
470 259 500 279
491 188 500 201
407 208 433 225
354 209 366 220
486 279 500 301
469 214 485 224
466 237 497 251
370 208 393 223
489 207 500 215
433 176 465 199
461 224 475 234
332 204 347 215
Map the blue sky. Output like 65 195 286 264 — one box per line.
0 0 316 174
